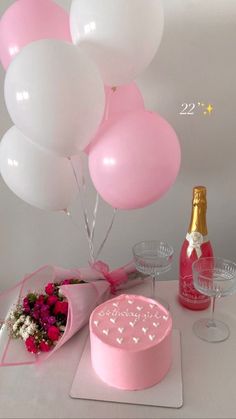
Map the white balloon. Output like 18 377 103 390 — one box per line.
4 40 105 156
70 0 164 86
0 126 77 211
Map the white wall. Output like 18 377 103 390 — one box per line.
0 0 235 289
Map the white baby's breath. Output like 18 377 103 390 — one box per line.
58 288 64 297
12 322 19 332
9 312 16 321
24 316 31 326
12 315 25 332
18 319 38 341
19 315 26 322
27 322 38 335
19 325 29 341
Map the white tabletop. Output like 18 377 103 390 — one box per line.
0 279 236 419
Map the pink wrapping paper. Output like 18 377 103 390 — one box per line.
0 262 143 367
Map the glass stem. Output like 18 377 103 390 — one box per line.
208 296 217 327
152 274 158 299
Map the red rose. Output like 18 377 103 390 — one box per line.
23 297 30 314
39 341 51 352
54 301 68 316
47 295 58 306
37 295 45 303
47 325 60 342
45 283 55 295
25 336 38 354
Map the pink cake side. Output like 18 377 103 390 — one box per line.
89 294 172 391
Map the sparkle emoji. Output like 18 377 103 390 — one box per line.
204 104 213 115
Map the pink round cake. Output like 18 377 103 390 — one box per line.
89 294 172 390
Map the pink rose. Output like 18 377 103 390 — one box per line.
47 326 60 342
45 283 55 295
54 301 68 316
25 336 38 354
39 341 51 352
47 295 58 306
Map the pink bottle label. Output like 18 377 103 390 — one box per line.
179 238 213 309
179 274 209 303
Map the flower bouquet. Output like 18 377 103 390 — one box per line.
7 278 82 355
0 261 143 367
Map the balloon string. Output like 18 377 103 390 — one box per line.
78 162 99 261
104 86 117 121
69 157 95 263
95 208 117 260
67 87 118 263
90 192 99 244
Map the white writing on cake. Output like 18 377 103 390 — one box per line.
98 307 162 321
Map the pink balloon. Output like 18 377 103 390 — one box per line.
84 83 144 154
89 110 181 210
0 0 71 70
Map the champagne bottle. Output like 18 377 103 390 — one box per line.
179 186 213 310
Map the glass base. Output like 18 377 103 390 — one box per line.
193 318 230 342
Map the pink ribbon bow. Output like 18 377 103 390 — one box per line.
92 261 129 294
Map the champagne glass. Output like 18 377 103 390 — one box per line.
132 240 174 309
192 257 236 342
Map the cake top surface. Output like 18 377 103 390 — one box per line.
90 294 172 351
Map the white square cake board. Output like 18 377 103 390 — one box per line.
70 329 183 409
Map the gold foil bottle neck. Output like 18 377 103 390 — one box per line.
192 186 207 206
188 186 208 236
